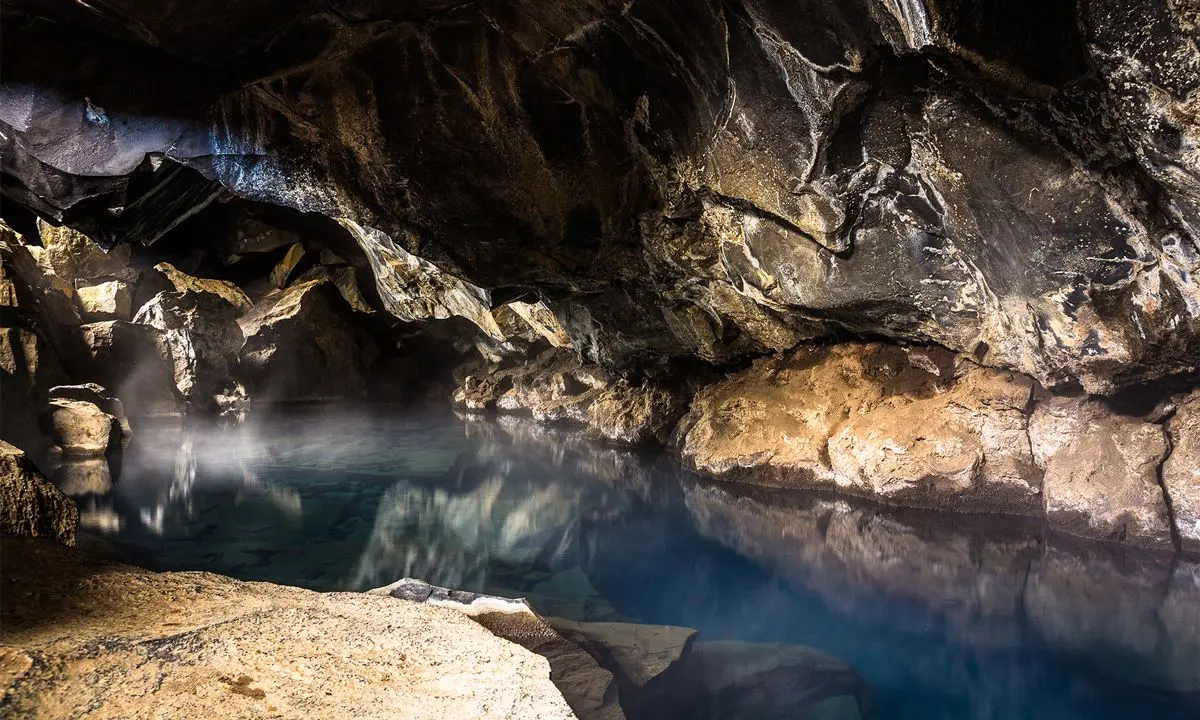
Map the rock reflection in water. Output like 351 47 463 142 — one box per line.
60 408 1200 719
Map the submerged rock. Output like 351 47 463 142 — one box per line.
0 442 77 545
0 538 574 720
238 279 373 402
676 343 1041 514
1030 397 1174 549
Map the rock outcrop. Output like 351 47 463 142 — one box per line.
79 320 183 417
0 442 77 545
0 537 575 720
455 348 684 445
74 280 133 321
1164 391 1200 553
675 343 1041 513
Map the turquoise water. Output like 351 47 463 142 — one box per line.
64 407 1200 719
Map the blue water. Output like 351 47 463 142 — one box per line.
62 407 1200 720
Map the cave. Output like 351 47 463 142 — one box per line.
2 1 1200 718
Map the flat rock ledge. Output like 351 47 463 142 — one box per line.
0 537 574 720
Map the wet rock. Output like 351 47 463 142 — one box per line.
35 219 136 284
54 458 115 497
49 383 132 444
1 538 575 720
44 399 120 457
74 280 133 321
676 343 1041 513
238 279 373 402
455 348 684 445
133 291 246 413
373 578 624 720
0 442 77 545
1164 391 1200 553
79 321 183 418
152 261 253 314
639 640 870 720
546 618 697 690
1030 397 1173 549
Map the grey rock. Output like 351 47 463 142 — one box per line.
79 321 184 418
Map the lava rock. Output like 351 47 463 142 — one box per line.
48 383 132 446
1029 396 1174 549
1164 390 1200 553
133 290 246 413
44 398 119 457
238 279 374 402
675 343 1042 514
0 441 77 545
74 280 133 321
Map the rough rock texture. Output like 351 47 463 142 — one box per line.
455 348 685 445
35 219 136 284
79 320 183 417
134 290 247 412
48 383 132 445
44 398 119 457
0 442 77 545
238 279 373 402
1030 396 1174 549
676 343 1041 513
1164 390 1200 552
153 261 254 314
74 280 133 321
0 537 575 720
5 0 1200 391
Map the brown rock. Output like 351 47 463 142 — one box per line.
49 384 132 447
270 242 309 289
45 399 118 457
238 279 373 402
35 219 136 283
0 442 77 545
74 280 133 321
0 538 574 720
676 343 1041 513
1164 391 1200 553
547 617 697 690
1030 396 1173 549
80 321 183 418
153 261 253 313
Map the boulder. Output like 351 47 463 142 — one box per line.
675 343 1042 514
374 578 624 720
45 399 119 457
35 219 136 284
546 617 697 690
48 384 132 445
79 321 183 418
269 242 310 289
1164 391 1200 553
133 291 246 413
238 279 372 402
1029 397 1173 549
0 538 575 720
0 441 77 545
152 261 253 314
74 280 133 321
454 348 683 445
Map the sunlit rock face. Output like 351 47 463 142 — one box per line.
3 0 1199 389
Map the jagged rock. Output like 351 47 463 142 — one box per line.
133 291 246 413
0 442 77 545
269 242 309 289
74 280 133 321
1029 397 1173 549
48 384 132 446
676 343 1042 513
44 399 119 457
455 348 684 445
35 219 136 284
373 578 625 720
152 261 253 314
238 279 373 402
79 321 183 418
639 640 870 720
1 538 575 720
1164 391 1200 553
297 264 376 314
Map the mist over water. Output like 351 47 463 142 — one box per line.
60 407 1200 720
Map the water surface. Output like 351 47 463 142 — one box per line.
62 407 1200 720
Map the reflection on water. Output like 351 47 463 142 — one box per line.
64 407 1200 719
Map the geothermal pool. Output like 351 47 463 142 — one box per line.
61 407 1200 720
